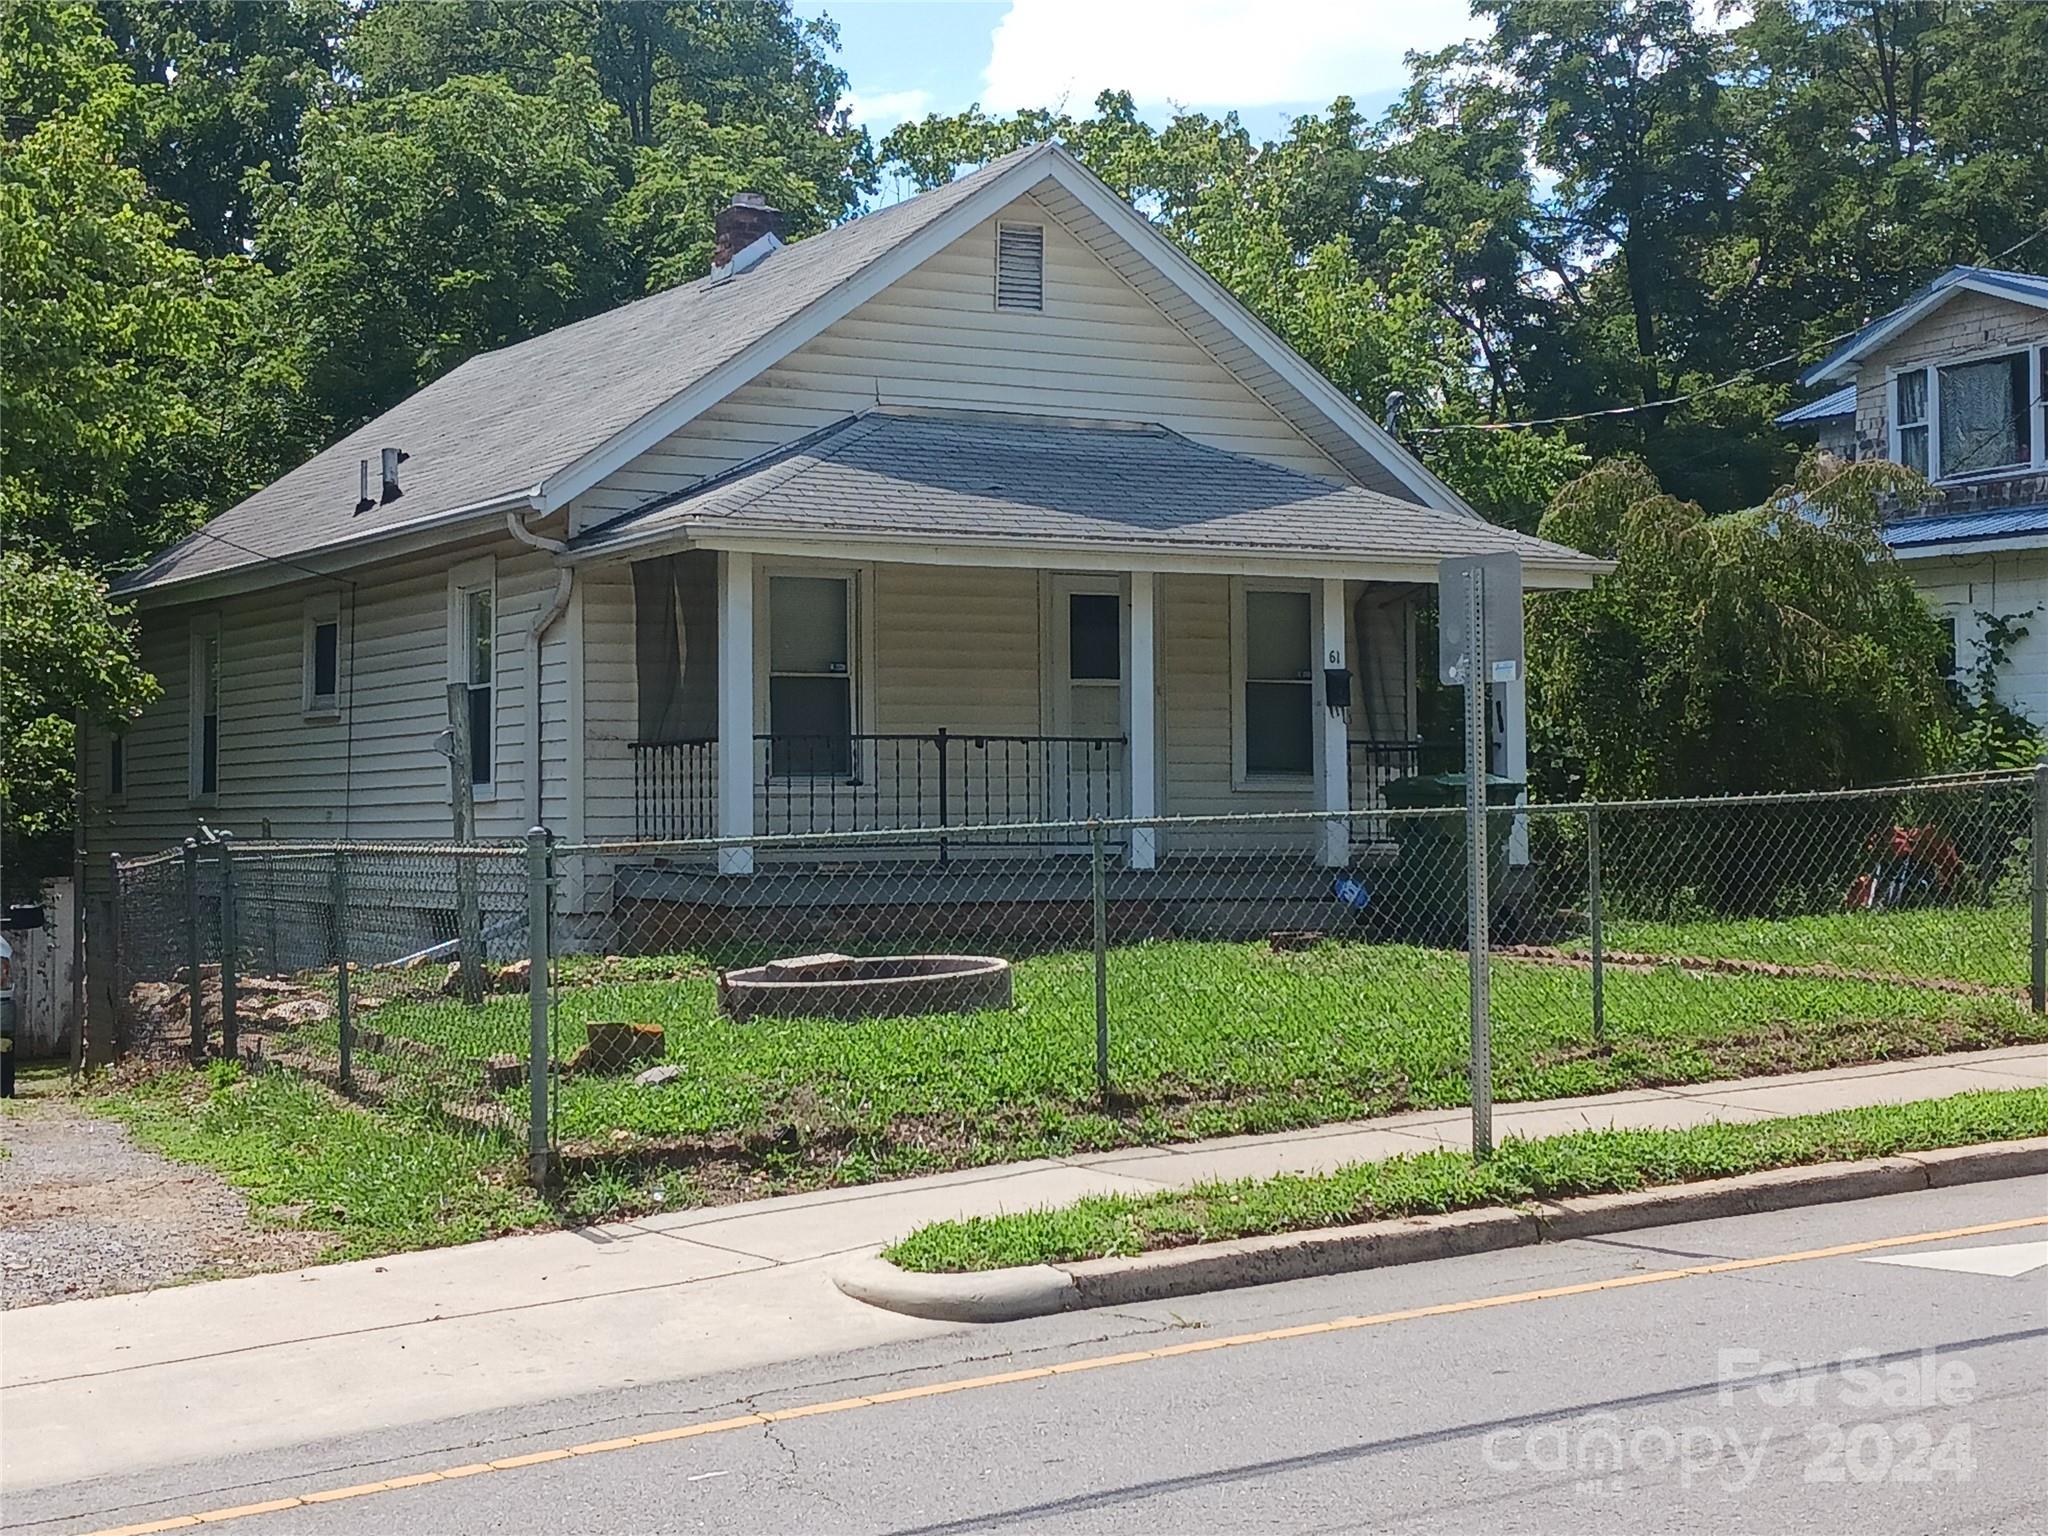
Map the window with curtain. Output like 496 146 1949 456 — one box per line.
769 574 852 776
1938 352 2031 477
1894 369 1929 476
1243 588 1313 776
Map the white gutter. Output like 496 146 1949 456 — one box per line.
504 510 575 829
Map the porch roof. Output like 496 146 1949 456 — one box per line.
571 410 1612 587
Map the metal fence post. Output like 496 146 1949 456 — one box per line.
526 827 554 1187
2032 764 2047 1013
218 836 240 1061
182 838 204 1062
1463 567 1493 1160
936 727 951 869
106 852 125 1059
1090 820 1109 1101
1587 803 1606 1046
332 848 353 1090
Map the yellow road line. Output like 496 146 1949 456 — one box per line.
84 1212 2048 1536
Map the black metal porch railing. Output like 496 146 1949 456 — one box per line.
1349 737 1425 809
632 738 717 841
630 732 1128 850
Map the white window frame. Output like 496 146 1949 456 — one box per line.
1890 341 2048 483
1230 577 1317 790
188 612 221 805
447 555 499 799
754 563 874 781
302 594 343 718
995 221 1046 313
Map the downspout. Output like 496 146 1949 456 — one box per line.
505 510 575 830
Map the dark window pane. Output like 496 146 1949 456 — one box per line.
1069 593 1120 681
469 686 492 785
769 577 848 673
1246 590 1311 679
1245 681 1312 774
1938 353 2026 474
201 714 218 794
109 736 125 797
770 677 851 775
312 622 339 699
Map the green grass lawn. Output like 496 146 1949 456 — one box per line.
1588 903 2026 988
884 1086 2048 1273
96 1063 553 1260
345 931 2044 1200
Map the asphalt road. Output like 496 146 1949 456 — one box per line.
11 1176 2046 1536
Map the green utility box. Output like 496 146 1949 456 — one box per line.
1379 772 1522 935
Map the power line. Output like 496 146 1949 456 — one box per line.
1413 227 2048 437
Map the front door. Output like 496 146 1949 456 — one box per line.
1050 576 1126 824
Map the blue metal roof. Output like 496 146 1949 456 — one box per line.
1803 266 2048 385
1775 384 1856 426
1883 502 2048 551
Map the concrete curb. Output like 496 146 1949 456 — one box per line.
833 1137 2048 1323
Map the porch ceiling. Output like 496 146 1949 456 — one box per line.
569 409 1611 588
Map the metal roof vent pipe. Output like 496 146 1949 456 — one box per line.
711 192 785 281
354 459 376 515
380 447 409 504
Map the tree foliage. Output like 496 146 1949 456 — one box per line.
1525 454 1951 798
0 551 158 865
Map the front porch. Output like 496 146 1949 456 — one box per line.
604 546 1446 871
566 409 1604 875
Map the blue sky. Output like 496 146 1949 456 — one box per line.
802 0 1487 147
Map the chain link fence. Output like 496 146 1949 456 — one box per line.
100 772 2044 1191
106 833 532 1143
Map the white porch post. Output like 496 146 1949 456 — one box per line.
1318 577 1349 868
1127 570 1158 869
717 550 755 875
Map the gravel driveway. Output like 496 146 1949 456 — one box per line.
0 1091 329 1308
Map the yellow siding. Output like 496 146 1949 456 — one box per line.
84 540 573 868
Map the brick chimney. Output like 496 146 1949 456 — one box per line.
714 192 784 269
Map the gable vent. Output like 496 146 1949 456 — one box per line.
996 223 1044 312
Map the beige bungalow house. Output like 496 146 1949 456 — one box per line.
87 143 1603 923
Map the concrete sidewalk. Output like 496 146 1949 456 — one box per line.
5 1044 2046 1493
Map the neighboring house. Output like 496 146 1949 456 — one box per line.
85 144 1604 952
1794 266 2048 719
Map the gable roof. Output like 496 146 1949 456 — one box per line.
571 409 1610 588
1774 383 1856 427
1804 266 2048 386
119 144 1477 600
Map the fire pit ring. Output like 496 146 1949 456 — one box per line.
717 952 1013 1021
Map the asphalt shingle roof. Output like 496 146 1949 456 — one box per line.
118 146 1056 595
575 410 1610 579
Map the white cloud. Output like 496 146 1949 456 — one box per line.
841 87 936 135
979 0 1479 115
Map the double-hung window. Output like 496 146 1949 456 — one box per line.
303 597 341 715
768 574 853 777
189 615 220 801
1894 345 2048 481
1239 586 1315 779
1892 369 1929 477
448 559 496 791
